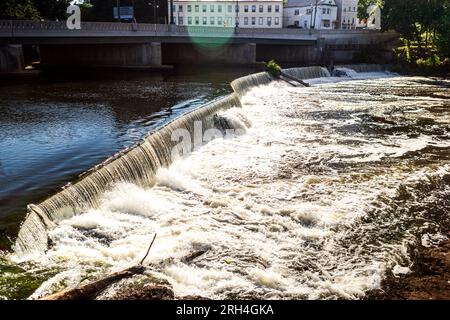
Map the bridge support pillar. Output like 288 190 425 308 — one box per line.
0 45 25 73
148 42 162 66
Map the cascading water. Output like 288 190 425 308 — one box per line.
15 66 336 257
6 66 449 300
335 64 386 73
282 66 331 80
14 93 242 255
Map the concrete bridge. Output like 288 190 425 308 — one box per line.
0 20 398 71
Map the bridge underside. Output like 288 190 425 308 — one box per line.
0 38 397 71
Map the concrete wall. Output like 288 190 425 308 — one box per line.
162 42 256 65
39 43 162 68
0 45 25 73
256 44 317 64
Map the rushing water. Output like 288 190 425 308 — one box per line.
2 71 450 300
0 72 234 247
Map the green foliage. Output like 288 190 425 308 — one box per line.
0 0 40 20
357 0 374 24
32 0 72 21
266 60 282 78
381 0 450 70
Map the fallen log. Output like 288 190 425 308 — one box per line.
40 265 145 300
280 72 310 87
39 234 157 300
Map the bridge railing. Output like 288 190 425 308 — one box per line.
0 20 171 32
0 19 382 35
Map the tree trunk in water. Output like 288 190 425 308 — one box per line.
39 265 146 300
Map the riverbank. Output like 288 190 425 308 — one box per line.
366 234 450 300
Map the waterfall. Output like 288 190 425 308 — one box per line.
282 66 331 80
14 66 333 256
14 94 241 255
335 64 385 73
231 72 273 97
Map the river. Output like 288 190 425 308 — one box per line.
1 70 449 299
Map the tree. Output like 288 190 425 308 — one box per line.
31 0 72 21
435 0 450 57
0 0 40 20
357 0 374 27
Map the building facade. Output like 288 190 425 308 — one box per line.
335 0 381 30
283 0 338 30
168 0 283 28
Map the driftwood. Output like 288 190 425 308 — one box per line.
39 265 145 300
280 72 310 87
39 234 157 300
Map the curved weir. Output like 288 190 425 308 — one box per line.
14 66 333 256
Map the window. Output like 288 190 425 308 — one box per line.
210 17 215 25
251 17 256 25
244 5 248 13
218 16 223 25
304 20 307 28
267 16 272 26
294 20 300 26
179 17 183 25
353 7 356 11
252 5 256 13
236 5 239 12
352 18 355 24
202 17 207 25
323 21 330 27
172 5 176 12
195 17 199 24
306 8 312 14
294 9 299 15
275 17 279 25
218 5 222 13
344 8 346 12
187 5 191 12
327 9 330 14
188 16 192 25
195 5 199 13
228 5 232 13
259 5 263 13
268 5 272 13
178 5 183 12
173 16 176 24
202 5 206 13
348 6 351 11
323 8 326 14
259 17 263 25
275 5 279 13
210 5 214 13
244 17 249 25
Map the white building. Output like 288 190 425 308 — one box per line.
335 0 381 29
168 0 283 28
283 0 338 29
337 0 358 29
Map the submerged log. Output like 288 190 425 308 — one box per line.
39 265 146 300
